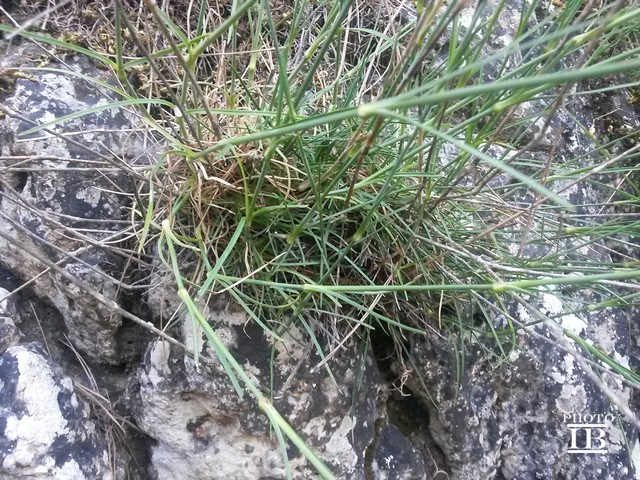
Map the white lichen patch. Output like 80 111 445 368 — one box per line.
550 352 577 384
508 348 521 362
554 384 587 414
273 324 307 376
590 321 617 353
516 303 532 323
53 459 85 480
210 308 246 326
550 365 565 384
563 354 575 379
213 326 238 350
540 291 587 334
632 438 640 479
39 73 80 108
242 360 262 380
2 347 70 469
0 287 16 315
149 340 171 374
322 415 358 471
606 423 626 454
613 351 630 369
75 186 102 208
146 340 171 387
37 110 57 127
182 314 206 357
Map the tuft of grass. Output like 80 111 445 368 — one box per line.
4 0 640 476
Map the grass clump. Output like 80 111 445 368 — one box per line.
3 0 640 476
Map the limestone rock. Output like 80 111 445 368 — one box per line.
0 43 150 364
129 308 382 479
0 343 111 479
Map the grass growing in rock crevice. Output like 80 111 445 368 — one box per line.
3 0 640 477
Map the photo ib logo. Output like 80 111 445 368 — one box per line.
564 413 613 454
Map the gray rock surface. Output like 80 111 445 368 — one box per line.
129 304 383 479
408 322 638 480
0 342 111 479
0 42 148 365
